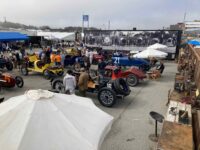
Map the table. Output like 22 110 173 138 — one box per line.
157 121 193 150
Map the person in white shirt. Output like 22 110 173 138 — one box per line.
63 70 76 94
89 50 93 64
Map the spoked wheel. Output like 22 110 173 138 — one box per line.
74 63 81 72
126 74 138 87
53 80 64 93
21 66 28 76
15 76 24 88
43 69 51 79
98 87 116 107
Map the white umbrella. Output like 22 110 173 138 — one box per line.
133 48 168 59
0 89 113 150
148 43 167 49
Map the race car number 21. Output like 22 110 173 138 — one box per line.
114 57 120 64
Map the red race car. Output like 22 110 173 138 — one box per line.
103 65 146 87
0 72 24 91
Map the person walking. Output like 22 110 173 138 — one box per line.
63 70 76 95
78 68 89 97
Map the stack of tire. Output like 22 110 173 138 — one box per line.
98 78 130 107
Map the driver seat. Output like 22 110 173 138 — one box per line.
36 60 45 69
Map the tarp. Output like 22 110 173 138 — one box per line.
133 48 168 58
187 40 200 46
0 89 113 150
0 32 29 41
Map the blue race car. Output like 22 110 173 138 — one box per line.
112 56 150 71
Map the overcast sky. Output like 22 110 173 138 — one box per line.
0 0 199 29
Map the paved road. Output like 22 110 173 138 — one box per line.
0 62 176 150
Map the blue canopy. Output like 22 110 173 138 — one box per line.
187 40 200 46
0 32 29 41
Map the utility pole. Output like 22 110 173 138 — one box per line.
108 20 110 30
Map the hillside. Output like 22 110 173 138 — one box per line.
0 21 98 32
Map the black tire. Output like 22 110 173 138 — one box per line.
113 78 130 96
43 69 51 79
6 62 13 71
15 76 24 88
21 67 28 76
52 79 64 93
98 87 116 107
126 74 138 87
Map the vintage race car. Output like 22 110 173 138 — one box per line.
21 54 64 79
0 72 24 91
112 56 150 71
65 48 80 56
50 71 131 107
103 65 146 87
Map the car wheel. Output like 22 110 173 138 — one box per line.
21 67 28 76
6 62 13 71
98 87 116 107
74 63 81 72
53 80 64 93
126 74 138 87
113 78 130 96
15 76 24 88
43 70 50 79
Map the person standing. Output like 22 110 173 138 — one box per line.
78 68 89 97
98 59 106 75
55 51 61 66
63 70 76 94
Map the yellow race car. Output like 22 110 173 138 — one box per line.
65 48 80 56
21 54 64 79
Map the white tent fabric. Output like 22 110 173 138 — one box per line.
37 31 75 41
0 89 113 150
133 48 168 58
148 43 167 49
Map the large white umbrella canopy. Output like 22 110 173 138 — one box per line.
148 43 167 49
0 90 113 150
133 48 168 58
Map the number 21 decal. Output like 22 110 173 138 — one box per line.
114 57 120 64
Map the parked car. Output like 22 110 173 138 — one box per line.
0 72 24 91
111 56 150 71
50 71 131 107
21 54 64 79
103 65 146 87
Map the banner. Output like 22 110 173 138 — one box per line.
83 15 89 22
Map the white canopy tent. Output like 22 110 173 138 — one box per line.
0 90 113 150
37 31 76 41
133 48 168 59
148 43 167 50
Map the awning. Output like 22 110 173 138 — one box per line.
0 32 29 41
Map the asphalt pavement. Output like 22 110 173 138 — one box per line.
0 62 177 150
